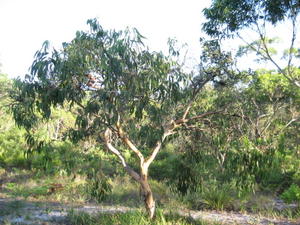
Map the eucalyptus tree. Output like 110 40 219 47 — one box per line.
10 19 225 218
203 0 300 88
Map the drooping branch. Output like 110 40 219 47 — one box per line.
103 128 140 182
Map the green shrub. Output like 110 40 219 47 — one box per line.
179 181 235 211
201 183 233 211
281 184 300 204
86 170 112 203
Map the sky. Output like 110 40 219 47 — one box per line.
0 0 211 78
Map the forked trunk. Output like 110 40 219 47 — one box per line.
103 128 156 218
140 166 155 219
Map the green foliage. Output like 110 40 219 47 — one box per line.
180 181 235 211
202 0 299 37
0 74 12 105
0 74 28 168
203 0 300 89
11 19 187 144
163 68 300 202
67 210 219 225
0 126 27 167
28 141 93 175
86 170 112 203
281 184 300 204
201 183 234 211
4 182 49 199
237 37 280 61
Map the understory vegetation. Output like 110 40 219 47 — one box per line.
67 210 221 225
1 66 300 222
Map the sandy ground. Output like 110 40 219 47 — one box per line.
0 198 299 225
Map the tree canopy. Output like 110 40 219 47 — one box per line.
202 0 300 89
11 19 229 218
203 0 300 37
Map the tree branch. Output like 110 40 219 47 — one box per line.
144 127 174 169
287 12 297 73
144 110 223 169
180 73 217 122
116 123 145 165
252 22 299 87
103 128 141 182
278 118 298 134
174 110 224 125
143 72 219 168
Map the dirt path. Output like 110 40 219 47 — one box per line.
0 198 298 225
177 209 299 225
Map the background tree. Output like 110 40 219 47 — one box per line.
165 68 300 204
202 0 300 87
0 74 27 167
200 1 300 197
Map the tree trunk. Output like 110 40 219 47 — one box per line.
103 128 156 218
140 166 155 219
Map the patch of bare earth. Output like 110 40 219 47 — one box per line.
177 209 299 225
0 198 299 225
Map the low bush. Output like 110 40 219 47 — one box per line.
201 184 233 211
281 184 300 204
86 170 112 203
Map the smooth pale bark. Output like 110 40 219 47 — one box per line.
103 128 155 218
140 166 155 219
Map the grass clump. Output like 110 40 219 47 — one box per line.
180 182 235 211
201 184 233 211
67 210 221 225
